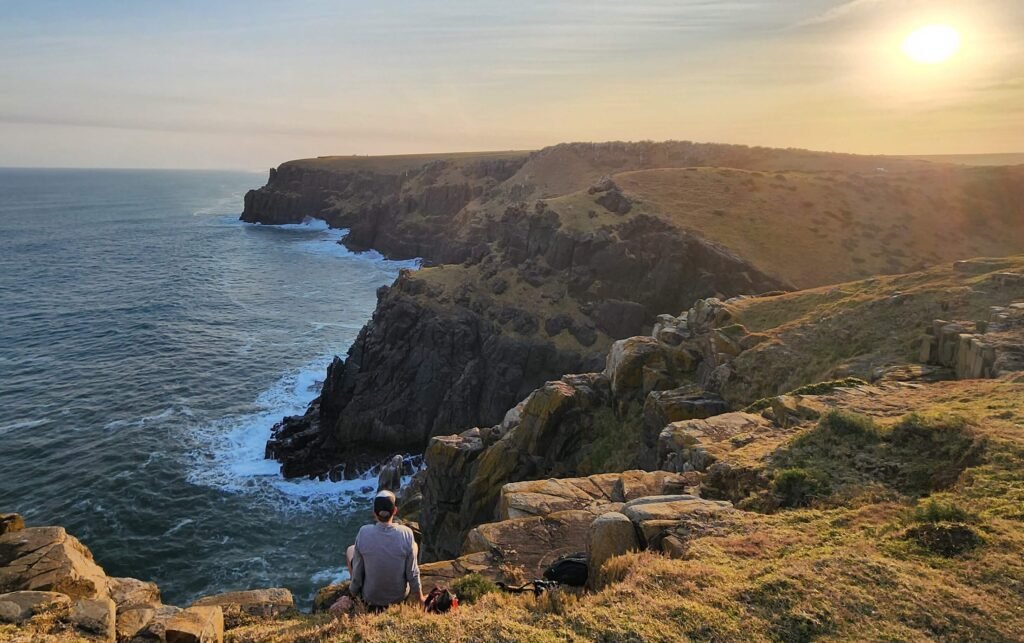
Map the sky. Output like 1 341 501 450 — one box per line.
1 0 1022 169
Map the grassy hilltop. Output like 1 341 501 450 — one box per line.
222 256 1024 642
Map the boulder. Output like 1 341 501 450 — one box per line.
588 512 639 590
422 373 612 560
108 576 161 609
191 588 294 629
70 597 115 641
604 336 666 398
166 606 224 643
621 495 734 545
658 412 781 473
116 605 158 641
611 470 690 503
463 510 600 579
419 552 501 591
0 514 24 536
126 604 184 641
0 527 109 599
595 187 632 215
687 298 732 334
767 394 829 428
0 590 71 623
312 582 350 614
498 478 609 520
377 455 405 493
643 386 729 435
497 470 690 521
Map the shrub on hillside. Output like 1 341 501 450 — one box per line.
819 410 880 441
450 573 498 604
910 499 976 524
772 468 831 508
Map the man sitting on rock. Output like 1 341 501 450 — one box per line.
347 490 424 612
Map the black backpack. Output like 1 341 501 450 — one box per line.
543 552 588 587
424 586 458 613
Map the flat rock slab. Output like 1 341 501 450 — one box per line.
70 597 115 640
0 526 109 599
499 470 688 520
192 588 294 628
0 590 71 623
166 605 224 643
463 509 602 578
116 605 158 641
622 495 734 544
109 576 161 609
658 412 788 472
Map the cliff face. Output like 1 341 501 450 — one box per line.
246 142 1024 483
241 153 529 262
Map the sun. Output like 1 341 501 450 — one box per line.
901 24 962 64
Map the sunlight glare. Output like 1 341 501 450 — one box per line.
901 25 962 64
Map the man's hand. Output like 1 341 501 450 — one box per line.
419 592 427 608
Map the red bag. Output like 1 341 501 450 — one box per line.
424 586 458 613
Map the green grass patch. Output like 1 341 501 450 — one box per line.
450 574 499 604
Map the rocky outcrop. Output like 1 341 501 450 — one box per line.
921 302 1024 379
0 513 299 642
191 589 295 629
419 314 738 560
249 146 788 482
241 155 528 261
0 526 110 600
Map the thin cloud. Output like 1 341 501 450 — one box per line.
794 0 888 28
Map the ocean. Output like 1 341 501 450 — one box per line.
0 168 417 606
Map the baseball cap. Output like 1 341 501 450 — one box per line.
373 490 397 520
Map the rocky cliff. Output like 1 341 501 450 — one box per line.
416 257 1024 559
245 142 1024 481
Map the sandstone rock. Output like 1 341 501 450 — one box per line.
767 394 829 428
377 454 404 493
166 606 224 643
108 576 161 609
423 373 613 560
587 512 639 590
499 478 608 520
621 495 734 545
191 588 294 629
0 590 70 623
0 514 24 536
687 298 732 334
643 386 729 436
312 582 350 614
128 604 184 641
611 470 689 502
497 470 688 521
117 606 157 641
419 552 500 591
658 412 780 473
0 526 109 599
70 597 115 640
463 510 598 580
604 336 665 398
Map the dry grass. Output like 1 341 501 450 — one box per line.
614 166 1024 289
718 256 1024 405
224 379 1024 642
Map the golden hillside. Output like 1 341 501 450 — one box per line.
590 165 1024 289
